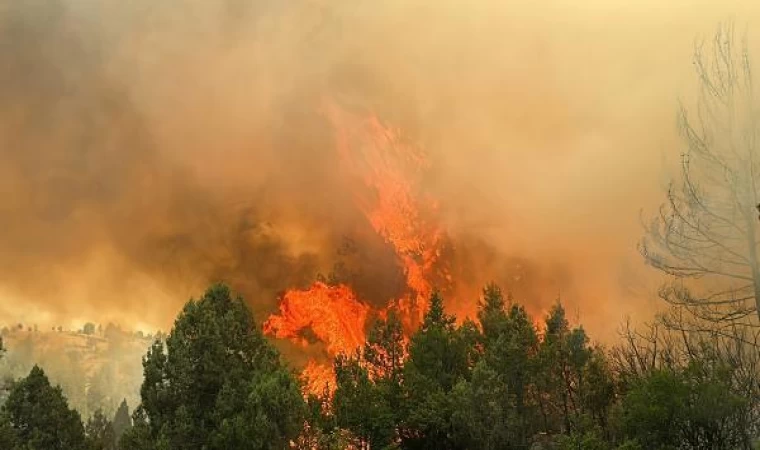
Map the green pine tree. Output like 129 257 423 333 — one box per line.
1 365 88 450
121 284 304 449
332 313 407 449
86 408 117 450
401 291 474 449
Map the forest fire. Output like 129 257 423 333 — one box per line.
262 282 370 356
263 99 450 394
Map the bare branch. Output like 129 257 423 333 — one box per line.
643 23 760 327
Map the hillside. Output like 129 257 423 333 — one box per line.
0 324 154 419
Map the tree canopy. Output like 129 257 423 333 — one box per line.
0 281 753 449
0 365 88 450
121 283 304 450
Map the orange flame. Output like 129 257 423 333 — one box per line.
300 359 337 397
323 99 448 327
263 282 370 356
264 99 449 395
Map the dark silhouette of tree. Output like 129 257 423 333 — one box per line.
83 323 96 335
112 399 132 443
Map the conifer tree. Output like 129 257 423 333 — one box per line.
112 399 132 444
402 291 474 449
86 409 116 450
121 284 304 449
1 365 88 450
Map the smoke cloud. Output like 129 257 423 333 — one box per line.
2 0 760 339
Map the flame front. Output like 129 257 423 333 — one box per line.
263 282 370 356
325 100 448 328
264 98 449 395
264 282 371 394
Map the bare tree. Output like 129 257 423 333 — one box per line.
640 23 760 327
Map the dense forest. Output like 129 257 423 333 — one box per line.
0 283 756 449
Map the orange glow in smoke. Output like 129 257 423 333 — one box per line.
264 98 449 395
324 98 449 328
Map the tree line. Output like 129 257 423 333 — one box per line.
0 283 755 449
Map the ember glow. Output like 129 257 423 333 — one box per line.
264 99 451 393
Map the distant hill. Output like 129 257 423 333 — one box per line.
0 324 155 419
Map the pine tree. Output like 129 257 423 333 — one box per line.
536 303 594 435
363 312 406 387
406 291 470 392
1 365 88 450
401 291 474 449
477 284 507 346
333 354 395 449
332 313 406 449
454 285 541 449
122 284 304 449
86 409 116 450
112 399 132 444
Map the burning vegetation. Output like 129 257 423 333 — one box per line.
265 99 453 394
4 1 760 448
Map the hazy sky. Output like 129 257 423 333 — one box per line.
2 0 760 339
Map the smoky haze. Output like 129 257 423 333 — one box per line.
1 0 759 339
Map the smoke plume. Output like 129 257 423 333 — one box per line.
2 0 760 340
